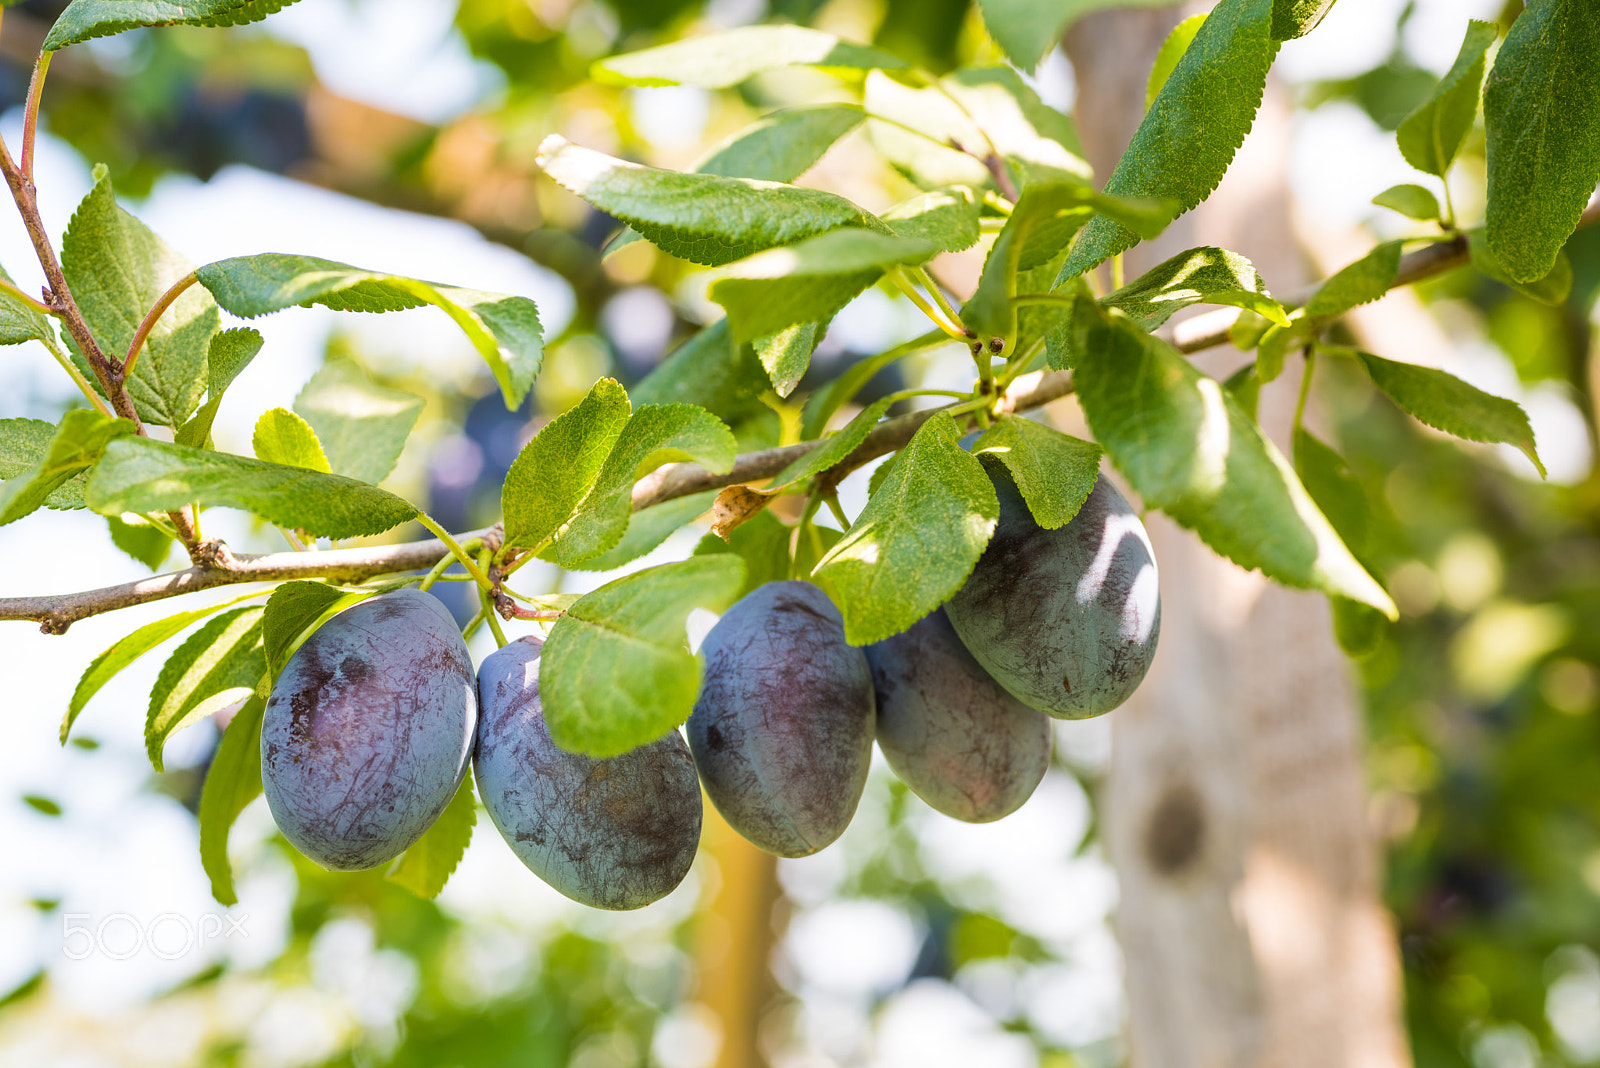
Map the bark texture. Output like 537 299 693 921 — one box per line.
1065 10 1412 1067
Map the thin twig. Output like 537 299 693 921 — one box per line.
21 50 50 183
0 118 203 557
122 270 198 377
0 274 55 315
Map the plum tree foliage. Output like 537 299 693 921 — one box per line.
0 0 1592 912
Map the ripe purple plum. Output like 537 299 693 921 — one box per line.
688 581 875 857
946 470 1160 718
867 607 1051 822
262 589 476 871
474 636 702 910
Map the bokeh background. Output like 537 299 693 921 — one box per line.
0 0 1596 1065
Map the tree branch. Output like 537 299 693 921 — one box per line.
0 106 204 557
3 527 498 634
7 203 1599 634
1172 198 1600 352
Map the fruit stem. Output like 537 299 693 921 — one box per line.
1295 345 1316 432
416 513 495 591
909 266 965 331
793 494 825 580
888 268 971 341
480 584 509 648
418 540 477 592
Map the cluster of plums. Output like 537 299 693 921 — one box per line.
260 464 1161 910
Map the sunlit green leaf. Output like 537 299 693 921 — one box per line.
540 556 746 757
1074 309 1394 617
815 412 999 645
196 254 542 409
387 775 475 899
198 692 264 906
86 437 418 538
971 416 1103 529
146 606 265 772
592 25 905 88
63 166 218 427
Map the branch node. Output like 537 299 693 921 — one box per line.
197 538 237 571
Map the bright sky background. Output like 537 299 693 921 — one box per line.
0 0 1587 1065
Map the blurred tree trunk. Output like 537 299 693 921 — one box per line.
1065 11 1413 1068
696 807 781 1068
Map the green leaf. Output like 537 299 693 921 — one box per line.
107 514 173 570
950 66 1094 185
62 166 219 428
62 593 261 744
291 357 423 485
1074 309 1395 617
1223 362 1261 420
1303 240 1403 319
551 404 738 566
607 106 867 256
592 25 906 88
176 328 264 449
540 556 746 758
198 691 263 906
261 581 357 682
694 509 792 597
44 0 305 51
969 182 1163 345
709 229 938 343
1256 239 1403 382
195 254 542 409
1060 0 1279 278
754 321 824 398
882 188 982 254
1293 427 1383 658
538 136 884 268
1148 14 1207 111
146 606 265 772
814 412 999 645
502 377 631 551
1372 183 1442 222
695 105 864 181
1101 245 1288 331
1355 349 1545 477
799 331 946 439
1292 427 1368 557
1484 0 1600 282
0 409 136 525
0 417 93 511
970 416 1103 529
774 398 894 489
23 795 62 817
631 320 768 412
1397 20 1495 178
252 408 330 472
387 775 475 899
85 437 418 538
977 0 1172 71
1331 597 1386 658
566 490 719 573
1469 229 1574 305
867 67 1093 191
0 264 54 346
1271 0 1337 40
